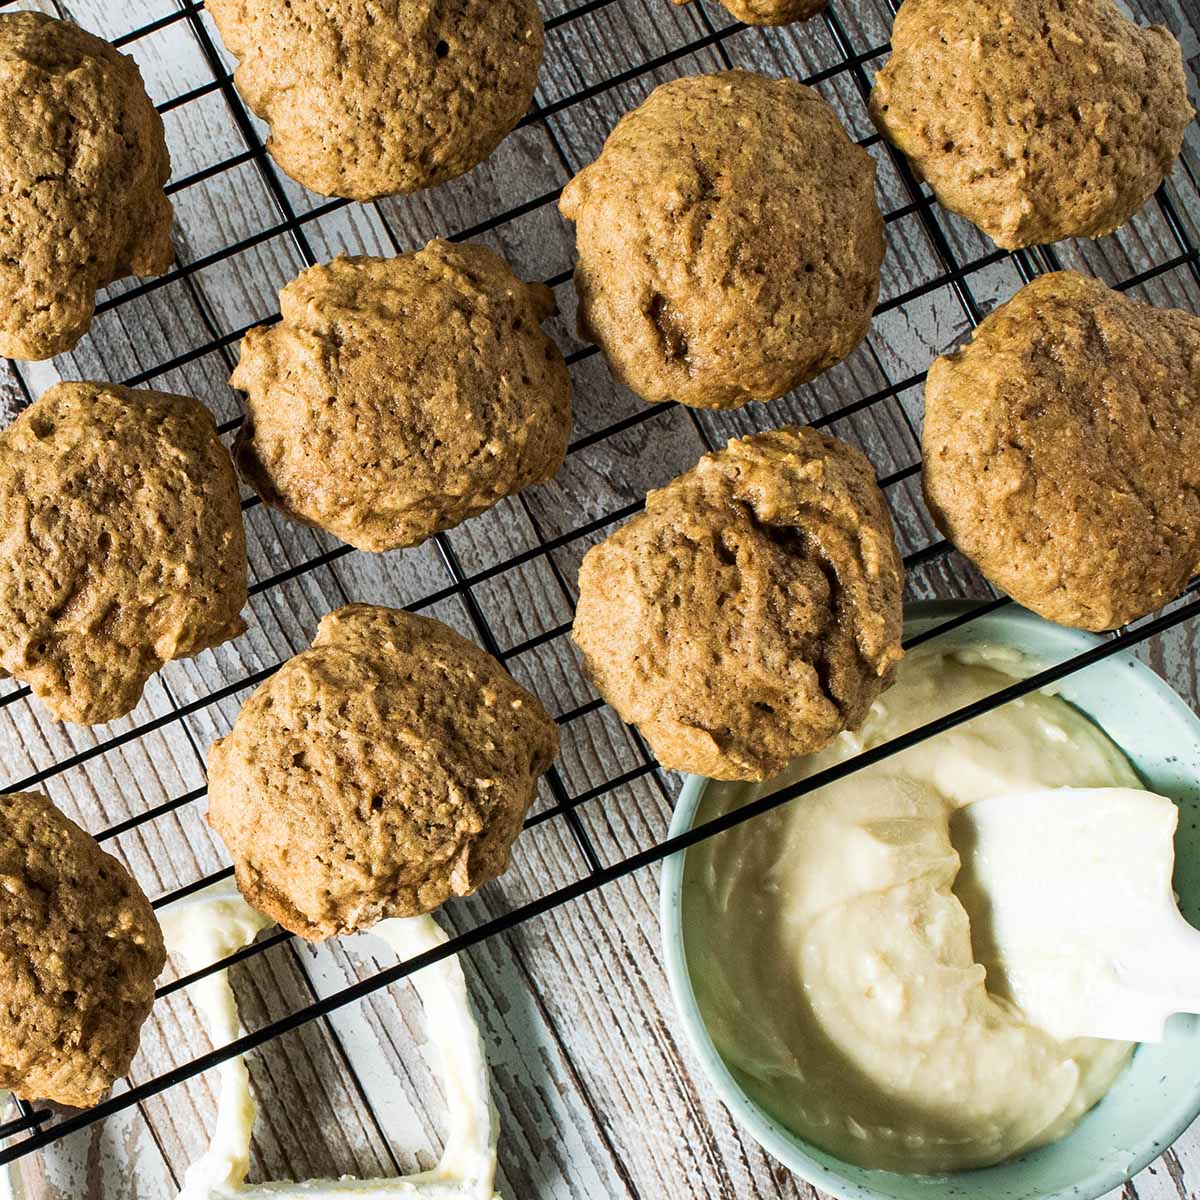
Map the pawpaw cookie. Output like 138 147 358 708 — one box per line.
0 12 173 361
207 605 560 940
559 71 884 411
572 427 905 781
0 790 165 1108
870 0 1192 250
231 240 571 552
923 272 1200 631
671 0 825 26
206 0 543 200
0 383 248 724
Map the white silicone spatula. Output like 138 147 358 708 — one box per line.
954 786 1200 1043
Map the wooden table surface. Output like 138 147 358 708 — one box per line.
2 0 1200 1196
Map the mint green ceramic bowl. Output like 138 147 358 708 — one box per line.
660 600 1200 1200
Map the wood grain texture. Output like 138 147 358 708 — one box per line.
0 0 1197 1197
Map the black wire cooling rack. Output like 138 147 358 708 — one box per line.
1 0 1200 1176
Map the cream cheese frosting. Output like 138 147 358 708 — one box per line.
683 645 1141 1172
160 882 500 1199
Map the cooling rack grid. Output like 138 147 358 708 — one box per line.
0 0 1198 1193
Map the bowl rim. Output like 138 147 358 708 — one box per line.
659 598 1200 1200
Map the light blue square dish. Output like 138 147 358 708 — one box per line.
660 600 1200 1200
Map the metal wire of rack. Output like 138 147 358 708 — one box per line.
0 0 1199 1176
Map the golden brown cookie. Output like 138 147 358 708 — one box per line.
0 13 173 360
207 605 559 940
923 272 1200 631
870 0 1192 249
670 0 824 26
0 383 248 724
0 791 164 1108
206 0 543 200
232 241 572 552
572 427 905 781
560 71 884 411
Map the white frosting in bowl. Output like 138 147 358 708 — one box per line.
682 645 1140 1172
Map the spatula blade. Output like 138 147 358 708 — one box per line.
954 787 1200 1044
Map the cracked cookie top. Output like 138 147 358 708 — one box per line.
671 0 826 26
572 427 905 781
0 382 247 724
0 12 173 360
870 0 1192 249
207 605 560 940
559 70 884 411
923 271 1200 631
0 790 164 1108
207 0 543 200
231 241 572 552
